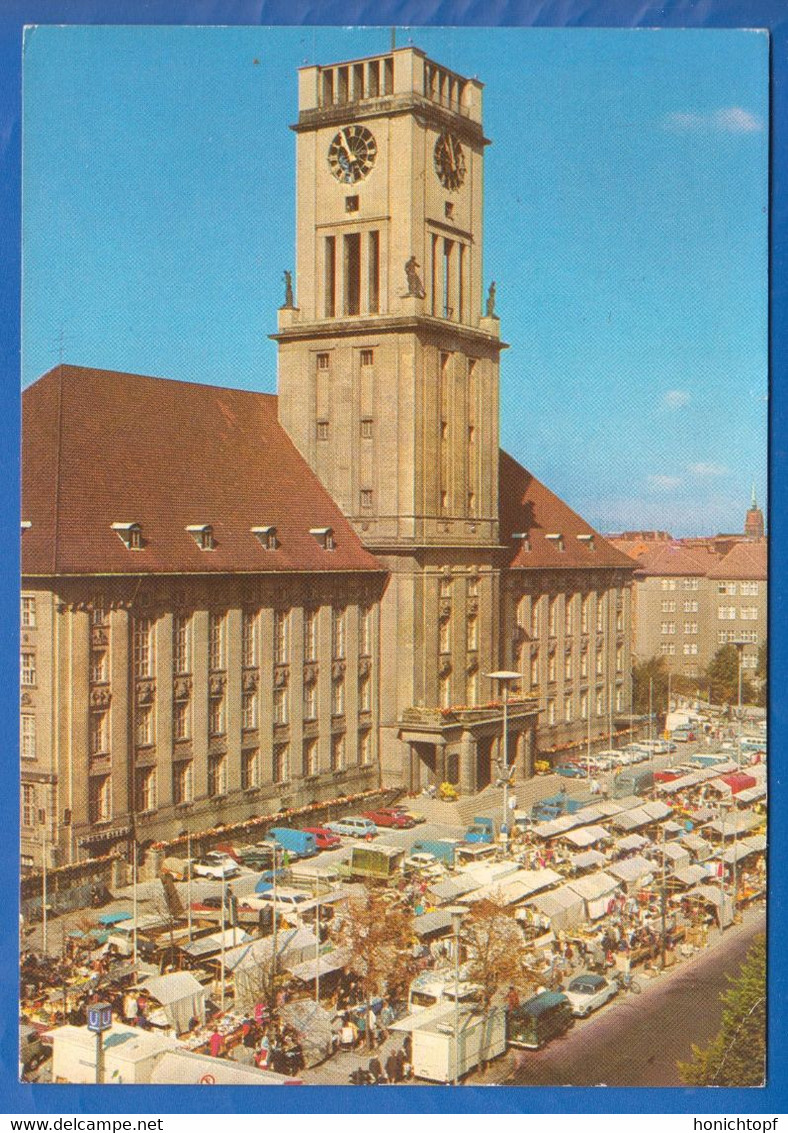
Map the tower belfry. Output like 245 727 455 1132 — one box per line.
275 45 530 791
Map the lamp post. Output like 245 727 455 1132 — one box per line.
732 639 746 771
446 905 467 1086
87 1001 113 1085
485 671 521 844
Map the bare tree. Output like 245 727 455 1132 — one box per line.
460 898 532 1009
338 886 416 1041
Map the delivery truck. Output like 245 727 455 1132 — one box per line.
393 1004 507 1083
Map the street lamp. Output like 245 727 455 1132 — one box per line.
732 639 747 771
87 1001 113 1085
446 905 468 1085
485 671 521 844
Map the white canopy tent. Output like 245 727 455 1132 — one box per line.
141 972 207 1035
566 871 620 919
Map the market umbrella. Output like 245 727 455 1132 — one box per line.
97 911 133 925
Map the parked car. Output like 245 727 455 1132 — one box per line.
235 843 278 869
325 816 379 839
404 851 444 878
267 827 316 859
189 894 224 913
390 804 427 825
654 767 685 784
192 852 241 880
507 991 574 1049
363 807 416 829
672 727 696 743
239 887 311 913
556 762 589 779
301 826 342 850
563 972 618 1017
20 1025 50 1073
621 744 650 762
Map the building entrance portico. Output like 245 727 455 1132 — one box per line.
399 700 538 796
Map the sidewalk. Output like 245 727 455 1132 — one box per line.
300 1028 413 1086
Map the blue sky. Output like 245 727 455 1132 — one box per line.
22 25 768 537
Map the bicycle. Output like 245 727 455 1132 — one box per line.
612 970 642 994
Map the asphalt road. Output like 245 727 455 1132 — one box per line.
502 906 766 1087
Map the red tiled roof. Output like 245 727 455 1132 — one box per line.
633 543 722 578
499 451 635 571
22 366 384 577
707 540 767 581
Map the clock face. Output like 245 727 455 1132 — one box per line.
434 131 466 190
327 125 377 184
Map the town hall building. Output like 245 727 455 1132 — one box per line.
21 45 634 868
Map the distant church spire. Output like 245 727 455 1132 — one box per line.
751 481 757 509
745 482 764 540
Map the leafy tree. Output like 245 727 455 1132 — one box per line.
755 642 767 707
460 898 531 1009
706 645 755 707
631 655 669 716
678 934 765 1086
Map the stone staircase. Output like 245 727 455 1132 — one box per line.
408 784 506 830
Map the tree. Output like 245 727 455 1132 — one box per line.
631 655 669 716
678 934 765 1086
755 642 767 707
460 898 533 1009
338 886 417 1041
706 645 755 707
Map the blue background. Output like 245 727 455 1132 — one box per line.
1 0 783 1116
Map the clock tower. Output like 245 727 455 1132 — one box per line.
275 47 517 791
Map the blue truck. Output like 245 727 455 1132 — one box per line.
267 827 318 858
464 816 495 844
531 793 595 823
410 839 459 867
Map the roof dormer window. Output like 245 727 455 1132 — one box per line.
512 531 531 552
251 525 278 550
545 533 565 552
112 522 143 550
577 533 596 552
310 526 335 551
186 524 215 551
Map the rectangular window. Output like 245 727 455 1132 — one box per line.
332 677 345 716
209 613 225 670
242 749 261 791
564 696 573 723
741 582 759 596
209 695 225 736
467 616 478 652
718 607 737 621
173 615 191 674
242 691 258 730
208 755 227 798
304 738 319 777
548 599 557 637
22 783 36 827
547 698 556 726
439 617 451 654
274 610 290 665
466 670 478 706
317 419 329 441
133 617 154 679
274 743 292 788
173 698 191 742
136 706 153 747
273 686 288 725
317 352 330 370
360 348 374 367
616 645 623 672
242 611 258 668
332 608 346 659
344 232 361 315
596 597 605 632
457 242 465 322
718 582 737 595
548 652 557 683
360 418 373 439
330 734 345 772
596 691 605 717
90 711 109 756
368 230 380 313
580 650 588 678
173 761 194 804
580 691 588 719
564 652 573 680
91 597 107 626
439 672 451 709
359 730 373 766
530 654 539 687
359 671 371 712
89 776 112 824
304 608 318 662
360 605 373 656
135 767 157 813
467 490 475 516
360 488 373 508
90 651 108 684
581 596 589 634
21 715 36 760
442 238 453 318
564 601 574 637
324 237 336 317
740 607 759 620
21 596 36 628
304 680 318 721
595 650 604 676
